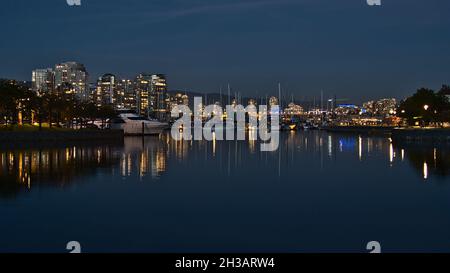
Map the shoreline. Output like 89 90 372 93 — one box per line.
319 126 450 144
321 126 395 135
0 129 124 144
1 127 449 144
392 128 450 144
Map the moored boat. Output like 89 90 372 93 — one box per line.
110 113 169 136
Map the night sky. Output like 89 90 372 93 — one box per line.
1 0 449 102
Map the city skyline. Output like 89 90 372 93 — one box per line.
29 60 405 115
2 0 450 259
26 60 449 113
1 0 449 102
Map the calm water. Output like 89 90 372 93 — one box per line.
0 131 449 253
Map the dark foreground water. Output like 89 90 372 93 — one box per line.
0 131 449 253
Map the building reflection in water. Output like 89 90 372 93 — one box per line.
169 130 449 181
0 145 122 198
0 136 171 198
276 131 449 181
119 137 168 180
0 131 449 198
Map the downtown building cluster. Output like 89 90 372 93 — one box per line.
31 61 401 125
31 61 188 121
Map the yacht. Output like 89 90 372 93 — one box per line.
110 113 169 136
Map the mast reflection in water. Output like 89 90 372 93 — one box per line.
1 132 449 197
0 131 449 252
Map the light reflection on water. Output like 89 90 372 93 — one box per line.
0 131 449 252
0 131 449 197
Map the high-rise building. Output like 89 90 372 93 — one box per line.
88 83 97 102
363 101 375 113
135 73 168 120
151 74 168 121
376 98 397 116
135 73 152 117
117 79 135 110
363 98 397 116
54 61 89 99
95 73 116 107
31 68 54 95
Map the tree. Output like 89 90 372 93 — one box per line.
29 95 46 130
41 93 60 128
398 88 450 126
0 78 120 130
83 102 99 127
0 80 28 125
438 85 450 97
19 89 38 125
437 85 450 122
97 105 116 129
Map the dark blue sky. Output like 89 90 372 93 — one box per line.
1 0 449 102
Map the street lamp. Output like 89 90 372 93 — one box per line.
424 105 429 111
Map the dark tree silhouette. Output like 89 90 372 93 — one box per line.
398 87 450 126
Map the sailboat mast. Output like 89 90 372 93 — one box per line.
321 90 324 111
278 82 282 109
227 83 231 106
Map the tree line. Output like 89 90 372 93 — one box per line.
2 78 449 129
398 85 450 126
0 79 116 129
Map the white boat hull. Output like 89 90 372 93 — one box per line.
112 123 167 135
110 113 169 136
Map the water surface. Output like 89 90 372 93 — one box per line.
0 131 449 253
